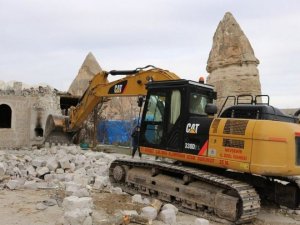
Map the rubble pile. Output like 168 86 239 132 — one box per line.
0 146 211 225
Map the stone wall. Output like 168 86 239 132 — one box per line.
0 84 61 148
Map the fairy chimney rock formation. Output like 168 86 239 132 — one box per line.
68 52 102 96
206 12 262 109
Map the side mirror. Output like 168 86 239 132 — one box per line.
137 96 144 107
205 103 217 115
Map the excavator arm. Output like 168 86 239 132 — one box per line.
45 66 179 143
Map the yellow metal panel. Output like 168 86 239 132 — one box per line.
250 120 300 176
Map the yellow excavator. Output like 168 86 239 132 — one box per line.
45 66 300 224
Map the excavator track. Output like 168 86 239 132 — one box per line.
222 171 300 209
109 159 260 224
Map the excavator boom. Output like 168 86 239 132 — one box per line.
44 66 179 143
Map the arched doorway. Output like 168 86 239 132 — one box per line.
0 104 12 128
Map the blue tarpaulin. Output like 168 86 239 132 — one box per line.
97 120 137 145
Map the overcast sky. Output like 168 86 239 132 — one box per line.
0 0 299 108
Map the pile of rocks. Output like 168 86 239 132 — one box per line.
0 145 116 225
0 146 211 225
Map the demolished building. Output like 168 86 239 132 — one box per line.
0 82 61 148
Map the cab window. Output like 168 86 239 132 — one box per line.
189 93 208 115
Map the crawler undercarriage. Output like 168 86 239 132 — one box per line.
109 159 261 224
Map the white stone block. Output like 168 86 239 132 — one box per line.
13 167 21 177
132 194 144 204
36 202 48 210
36 167 50 177
121 210 138 216
44 174 54 182
65 174 74 182
26 165 36 177
64 209 91 225
75 155 86 166
73 188 90 198
158 209 176 225
68 162 76 172
0 162 7 176
24 155 32 162
65 182 81 196
56 168 64 174
111 187 123 194
140 206 157 221
62 196 93 211
59 157 71 169
6 179 25 190
23 180 38 190
73 174 89 186
74 167 87 175
93 176 110 190
32 159 46 168
194 218 209 225
162 203 179 215
47 158 59 171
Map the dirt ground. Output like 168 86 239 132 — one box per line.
0 189 299 225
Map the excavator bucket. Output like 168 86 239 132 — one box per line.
44 114 72 144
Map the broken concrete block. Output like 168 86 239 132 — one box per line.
140 206 157 221
32 159 46 168
24 155 32 162
93 176 110 190
132 194 144 204
64 173 74 182
75 155 87 166
65 182 82 196
158 208 176 225
26 165 36 177
44 174 54 182
47 158 59 171
63 196 93 211
162 203 179 215
82 215 92 225
74 167 87 175
150 199 162 212
49 147 57 154
36 202 48 210
195 218 210 225
59 157 71 170
73 188 90 198
6 179 25 190
143 197 150 205
36 166 50 177
0 162 7 176
68 162 76 172
13 167 22 177
73 174 89 186
56 168 64 174
111 187 123 194
121 210 139 216
44 142 50 149
64 209 92 225
23 180 38 190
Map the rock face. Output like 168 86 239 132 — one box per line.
68 52 102 97
206 12 262 109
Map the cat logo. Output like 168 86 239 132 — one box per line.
114 84 123 93
186 123 200 134
108 80 127 94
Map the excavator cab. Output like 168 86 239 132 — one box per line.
139 79 217 156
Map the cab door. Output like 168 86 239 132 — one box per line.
140 88 185 152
